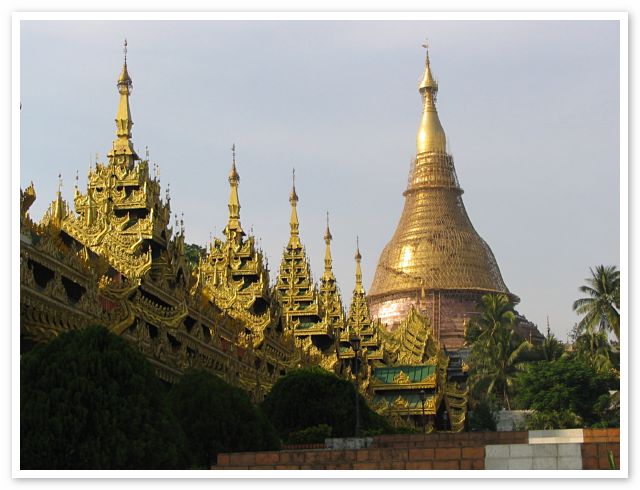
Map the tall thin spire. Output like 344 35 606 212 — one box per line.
323 211 334 280
354 236 364 294
416 42 447 154
224 143 244 243
108 39 138 167
288 168 301 248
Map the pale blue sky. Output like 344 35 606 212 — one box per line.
19 20 621 342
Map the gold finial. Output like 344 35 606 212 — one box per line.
57 173 63 194
224 143 244 242
145 145 149 160
229 143 240 182
416 42 446 155
290 168 298 203
324 211 332 243
323 211 334 277
354 236 363 293
421 39 430 61
288 168 301 247
110 40 136 166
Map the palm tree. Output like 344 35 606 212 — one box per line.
575 326 613 374
466 294 531 410
572 265 620 341
537 324 565 362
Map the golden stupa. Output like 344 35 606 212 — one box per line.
368 47 513 349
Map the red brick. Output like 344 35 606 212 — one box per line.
367 449 382 461
216 453 230 466
275 465 300 470
216 466 249 470
460 460 474 470
342 450 357 462
435 447 461 460
229 453 256 466
390 448 409 461
406 461 432 470
354 462 380 470
255 452 279 466
462 446 484 459
356 449 369 462
409 447 435 460
391 461 406 470
250 465 276 470
280 451 306 465
304 451 319 463
581 444 598 459
582 457 599 470
433 460 460 470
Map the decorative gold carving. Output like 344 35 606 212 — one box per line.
392 370 411 384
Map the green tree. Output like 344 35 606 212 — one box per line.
572 265 620 341
574 327 614 374
21 326 185 469
168 370 280 468
184 243 206 268
260 367 389 440
514 357 617 426
535 325 565 362
465 294 532 410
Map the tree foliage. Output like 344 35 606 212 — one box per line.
260 367 389 440
572 265 620 341
184 243 206 268
168 370 280 468
465 294 532 410
21 326 185 470
514 356 617 425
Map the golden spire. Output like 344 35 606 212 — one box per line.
288 168 301 248
416 42 447 154
223 143 244 243
108 39 138 167
322 212 333 281
354 236 364 294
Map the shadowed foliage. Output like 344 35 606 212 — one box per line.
21 326 185 469
514 356 618 426
465 294 532 410
168 369 280 468
260 366 389 440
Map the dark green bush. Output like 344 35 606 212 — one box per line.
261 367 390 439
169 369 280 468
468 397 498 431
523 410 583 430
21 326 185 469
514 357 617 425
287 424 332 444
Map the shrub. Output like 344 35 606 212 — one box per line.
523 410 583 430
468 397 498 431
21 326 185 469
287 424 332 444
169 370 280 468
514 357 617 425
261 367 390 439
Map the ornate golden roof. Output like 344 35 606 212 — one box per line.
318 213 345 334
369 47 510 300
274 174 322 332
198 149 271 335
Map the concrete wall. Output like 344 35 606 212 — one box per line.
212 428 620 471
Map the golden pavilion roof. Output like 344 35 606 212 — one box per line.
369 47 511 300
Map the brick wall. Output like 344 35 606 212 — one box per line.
212 429 620 471
582 429 621 470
